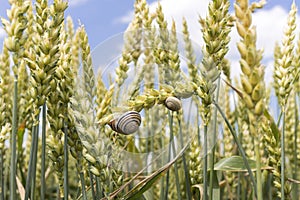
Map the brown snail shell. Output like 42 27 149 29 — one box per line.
164 96 182 111
108 111 141 135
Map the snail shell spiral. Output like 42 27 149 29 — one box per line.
108 111 141 135
165 96 182 111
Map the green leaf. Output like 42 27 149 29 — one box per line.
210 170 220 200
263 109 280 143
123 143 190 200
214 156 256 172
143 189 154 200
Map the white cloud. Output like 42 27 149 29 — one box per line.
117 11 134 24
118 0 298 83
68 0 88 7
0 27 5 39
253 6 292 58
118 0 209 42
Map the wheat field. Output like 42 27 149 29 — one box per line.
0 0 299 199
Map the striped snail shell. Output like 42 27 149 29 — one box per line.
108 111 141 135
164 96 182 111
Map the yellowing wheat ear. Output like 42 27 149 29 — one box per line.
274 3 297 108
234 0 267 199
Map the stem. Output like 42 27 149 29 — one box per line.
160 178 165 200
159 132 165 200
267 173 272 200
292 93 298 199
164 111 173 199
237 172 241 200
88 165 96 200
10 78 18 200
277 110 283 127
31 124 39 200
41 103 46 200
281 109 286 200
209 77 221 200
168 112 181 200
242 179 246 200
236 107 242 200
254 140 262 200
0 149 4 200
178 118 192 200
24 125 37 200
197 108 201 145
108 167 113 194
95 177 102 199
203 124 208 200
214 101 257 197
64 122 69 199
173 153 181 200
145 111 150 172
187 98 194 126
79 172 87 200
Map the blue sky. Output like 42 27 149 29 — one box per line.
0 0 156 48
0 0 295 48
0 0 298 84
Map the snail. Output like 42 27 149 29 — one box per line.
108 111 141 135
164 96 182 111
